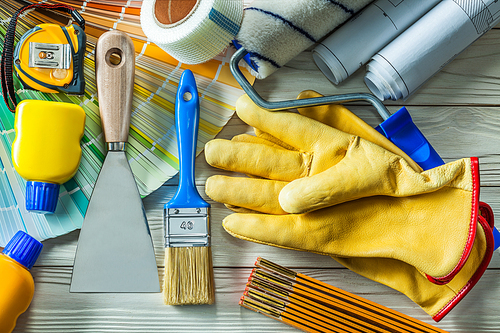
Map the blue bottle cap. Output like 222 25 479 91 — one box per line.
375 107 445 170
2 230 43 269
25 181 60 214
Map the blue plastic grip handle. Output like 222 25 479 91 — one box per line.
166 70 209 209
493 224 500 250
375 107 445 170
376 107 500 250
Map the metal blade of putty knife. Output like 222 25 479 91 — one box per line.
70 30 160 292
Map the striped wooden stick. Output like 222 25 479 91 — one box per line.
238 257 448 333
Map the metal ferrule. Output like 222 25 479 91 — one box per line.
164 207 210 247
107 142 126 151
249 277 290 299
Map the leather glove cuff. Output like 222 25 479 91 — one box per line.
334 201 495 322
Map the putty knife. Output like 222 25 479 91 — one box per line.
70 30 160 292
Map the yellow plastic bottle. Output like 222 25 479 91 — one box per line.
0 231 43 333
12 100 86 213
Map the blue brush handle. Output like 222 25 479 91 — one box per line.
166 70 209 209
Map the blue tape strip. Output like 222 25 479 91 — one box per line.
209 8 240 36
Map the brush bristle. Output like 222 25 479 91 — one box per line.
163 246 215 305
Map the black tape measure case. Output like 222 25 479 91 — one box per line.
1 4 86 111
14 23 86 94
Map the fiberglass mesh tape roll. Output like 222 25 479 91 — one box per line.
141 0 244 64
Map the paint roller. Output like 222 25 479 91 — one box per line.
231 0 500 250
140 0 444 173
141 0 500 246
229 1 443 171
231 0 500 248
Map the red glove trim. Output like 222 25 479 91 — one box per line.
432 209 494 322
479 201 494 228
426 157 479 285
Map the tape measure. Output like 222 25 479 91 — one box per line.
1 3 86 112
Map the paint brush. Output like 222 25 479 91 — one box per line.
162 69 215 305
240 258 447 333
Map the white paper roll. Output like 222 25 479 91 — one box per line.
141 0 244 64
312 0 440 85
364 0 500 101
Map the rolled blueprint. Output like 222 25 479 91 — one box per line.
313 0 440 85
364 0 500 101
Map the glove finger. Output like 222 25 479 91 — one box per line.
225 191 475 280
254 129 297 151
236 94 351 152
334 217 492 321
222 213 310 253
297 90 421 173
231 133 289 150
205 139 312 181
228 134 284 179
206 175 287 215
229 130 291 151
280 138 470 214
225 204 263 214
279 138 407 213
222 198 417 258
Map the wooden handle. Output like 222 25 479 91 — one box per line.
95 30 135 143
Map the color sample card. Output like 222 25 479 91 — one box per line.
0 0 254 246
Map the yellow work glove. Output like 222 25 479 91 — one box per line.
206 93 478 282
336 208 493 321
208 95 472 215
294 91 495 321
204 91 494 320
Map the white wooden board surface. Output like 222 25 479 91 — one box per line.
11 27 500 333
